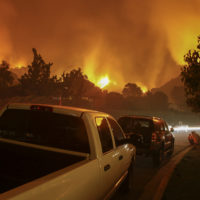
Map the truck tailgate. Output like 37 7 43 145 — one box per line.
0 141 85 194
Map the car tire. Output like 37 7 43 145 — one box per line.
152 148 164 167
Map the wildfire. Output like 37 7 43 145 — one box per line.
141 86 148 93
136 82 148 93
97 76 110 88
84 65 111 89
83 51 111 89
15 64 24 68
13 61 26 68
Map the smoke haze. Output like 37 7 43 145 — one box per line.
1 0 200 91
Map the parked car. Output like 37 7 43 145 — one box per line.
0 103 136 200
118 115 175 166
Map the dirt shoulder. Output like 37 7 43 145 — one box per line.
162 146 200 200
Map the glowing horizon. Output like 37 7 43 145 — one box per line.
1 0 200 92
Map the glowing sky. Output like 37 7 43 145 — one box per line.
1 0 200 91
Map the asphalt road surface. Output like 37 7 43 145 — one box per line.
112 131 191 200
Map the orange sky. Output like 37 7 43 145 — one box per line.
1 0 200 92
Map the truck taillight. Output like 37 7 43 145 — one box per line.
151 133 157 142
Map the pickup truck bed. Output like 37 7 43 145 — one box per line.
0 140 85 194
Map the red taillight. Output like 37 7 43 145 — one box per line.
30 105 53 112
152 132 157 142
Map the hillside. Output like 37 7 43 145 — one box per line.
151 76 183 102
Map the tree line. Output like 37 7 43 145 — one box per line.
181 36 200 113
0 48 178 111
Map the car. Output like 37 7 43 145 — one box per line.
0 103 136 200
118 115 175 166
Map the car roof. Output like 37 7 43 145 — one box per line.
4 103 103 118
118 115 163 122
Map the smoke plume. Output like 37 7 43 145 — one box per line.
1 0 200 91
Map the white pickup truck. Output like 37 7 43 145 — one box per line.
0 103 135 200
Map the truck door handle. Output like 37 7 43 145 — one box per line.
119 155 123 160
104 164 111 171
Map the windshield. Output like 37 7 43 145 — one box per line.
0 109 90 153
118 117 153 133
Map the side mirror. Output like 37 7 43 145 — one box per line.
170 127 174 132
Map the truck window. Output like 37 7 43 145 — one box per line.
154 122 162 131
118 117 132 132
95 117 113 153
164 122 169 131
0 109 90 153
107 118 125 146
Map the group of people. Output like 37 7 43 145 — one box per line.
188 131 200 145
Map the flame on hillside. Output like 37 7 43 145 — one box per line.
84 67 112 89
97 76 110 88
136 82 148 93
141 86 148 93
14 61 26 69
83 47 113 89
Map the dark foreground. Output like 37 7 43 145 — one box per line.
162 146 200 200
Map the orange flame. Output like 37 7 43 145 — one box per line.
11 60 26 69
141 86 148 93
136 82 148 93
83 48 112 89
15 63 25 68
97 76 110 88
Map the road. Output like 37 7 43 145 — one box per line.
112 131 191 200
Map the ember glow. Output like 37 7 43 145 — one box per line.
15 61 26 69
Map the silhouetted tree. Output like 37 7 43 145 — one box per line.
61 68 105 107
84 83 102 97
181 36 200 112
61 68 88 99
0 61 14 88
145 90 153 96
0 61 14 98
19 48 57 96
122 83 143 98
